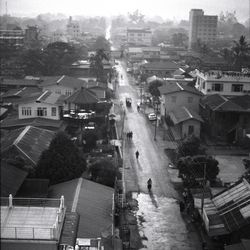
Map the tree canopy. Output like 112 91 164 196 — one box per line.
148 79 163 97
128 9 145 24
89 158 120 187
177 155 220 186
36 132 86 184
177 135 205 158
92 36 111 52
89 49 109 82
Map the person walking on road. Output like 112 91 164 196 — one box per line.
135 150 139 159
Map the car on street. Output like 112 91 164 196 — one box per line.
148 113 157 121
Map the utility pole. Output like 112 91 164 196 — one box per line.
201 162 207 217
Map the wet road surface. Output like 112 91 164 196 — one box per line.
115 61 202 250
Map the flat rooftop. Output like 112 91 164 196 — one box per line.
1 198 65 240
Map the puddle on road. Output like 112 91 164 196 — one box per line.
132 192 197 250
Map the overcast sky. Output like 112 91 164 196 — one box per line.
3 0 250 22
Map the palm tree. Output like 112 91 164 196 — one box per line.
232 35 250 70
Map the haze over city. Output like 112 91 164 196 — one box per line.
3 0 250 22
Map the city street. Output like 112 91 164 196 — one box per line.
115 61 202 250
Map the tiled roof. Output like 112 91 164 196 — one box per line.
2 79 39 86
0 160 28 197
0 117 64 130
21 90 65 105
201 94 249 112
0 87 42 99
49 178 114 238
65 87 99 104
159 82 202 96
142 61 179 70
39 75 87 89
169 106 203 124
1 126 55 165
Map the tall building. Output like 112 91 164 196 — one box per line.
66 16 80 39
188 9 218 50
127 28 152 46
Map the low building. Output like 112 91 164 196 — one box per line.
200 94 250 144
195 70 250 96
1 196 66 250
127 27 152 46
140 61 180 78
18 90 65 120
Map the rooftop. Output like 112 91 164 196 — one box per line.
169 106 203 124
142 61 179 70
196 70 250 82
0 196 65 240
1 126 55 166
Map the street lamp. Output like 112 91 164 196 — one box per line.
154 97 160 141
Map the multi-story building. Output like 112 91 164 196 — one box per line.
127 28 152 46
195 70 250 96
188 9 218 50
0 29 24 49
66 16 80 39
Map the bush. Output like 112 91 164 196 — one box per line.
89 158 119 187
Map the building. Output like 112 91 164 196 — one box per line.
159 82 203 139
0 28 24 49
200 94 250 144
24 26 39 48
188 9 218 50
67 16 80 39
18 90 65 120
195 70 250 96
140 61 180 78
1 196 66 250
127 28 152 46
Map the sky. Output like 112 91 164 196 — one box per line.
2 0 250 22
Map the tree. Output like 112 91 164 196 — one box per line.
89 49 109 82
92 36 111 52
148 79 163 97
177 135 205 158
36 132 86 184
232 35 250 70
89 159 120 187
177 155 219 187
83 130 98 152
128 9 144 24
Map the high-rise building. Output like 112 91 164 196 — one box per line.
67 16 80 39
188 9 218 50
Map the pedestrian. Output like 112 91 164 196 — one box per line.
179 201 185 213
135 150 139 159
126 132 129 140
130 131 133 139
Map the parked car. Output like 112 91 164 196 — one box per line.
148 113 157 121
84 122 96 130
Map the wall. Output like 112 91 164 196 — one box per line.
182 119 201 138
18 102 60 120
162 91 201 114
1 240 57 250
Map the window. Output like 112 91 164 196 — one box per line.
202 81 206 89
188 125 194 135
211 83 223 92
65 90 72 96
55 89 61 94
22 107 32 116
171 96 177 103
231 84 243 92
37 107 47 116
51 107 57 116
188 97 193 103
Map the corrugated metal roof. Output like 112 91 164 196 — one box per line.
0 160 28 197
1 126 55 165
49 178 114 238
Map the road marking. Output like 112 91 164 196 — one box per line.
71 177 83 212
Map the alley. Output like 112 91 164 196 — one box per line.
115 61 202 250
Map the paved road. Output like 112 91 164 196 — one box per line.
115 61 202 250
